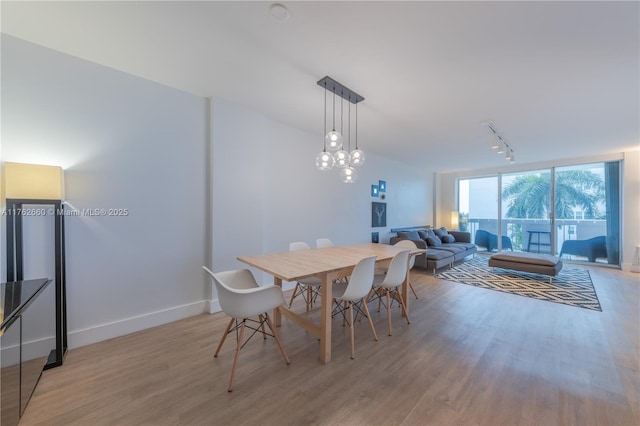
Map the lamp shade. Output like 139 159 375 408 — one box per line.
3 162 64 200
450 211 459 230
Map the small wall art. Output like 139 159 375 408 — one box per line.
371 232 379 243
378 180 386 192
371 185 379 197
371 202 387 228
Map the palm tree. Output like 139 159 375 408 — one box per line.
502 170 605 219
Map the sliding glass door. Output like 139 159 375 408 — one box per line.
555 162 619 265
457 160 621 266
501 169 552 253
458 176 500 252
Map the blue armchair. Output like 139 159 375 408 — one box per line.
474 229 513 252
560 236 607 262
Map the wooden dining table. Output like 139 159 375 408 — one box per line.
237 243 424 364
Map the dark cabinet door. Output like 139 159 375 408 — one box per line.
1 317 21 426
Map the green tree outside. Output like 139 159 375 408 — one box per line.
502 170 605 220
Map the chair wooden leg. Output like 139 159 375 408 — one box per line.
386 290 392 336
342 301 348 327
288 283 301 308
409 282 418 299
215 317 235 357
264 313 290 365
349 302 355 359
365 288 374 303
306 286 312 312
396 289 410 325
228 320 246 392
361 299 378 342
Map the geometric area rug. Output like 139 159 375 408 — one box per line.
436 256 602 311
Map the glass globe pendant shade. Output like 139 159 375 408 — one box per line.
334 149 351 168
325 131 343 150
350 149 365 167
340 166 357 183
315 150 335 171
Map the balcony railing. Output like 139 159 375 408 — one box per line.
462 218 609 262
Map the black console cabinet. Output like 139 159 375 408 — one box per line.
0 279 52 426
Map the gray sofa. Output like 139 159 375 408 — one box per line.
390 227 477 273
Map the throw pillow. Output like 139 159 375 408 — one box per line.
417 230 428 240
426 236 442 247
423 229 437 240
433 227 448 239
442 234 455 243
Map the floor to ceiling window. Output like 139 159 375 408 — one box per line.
501 169 552 253
554 162 620 265
457 160 621 266
458 176 500 252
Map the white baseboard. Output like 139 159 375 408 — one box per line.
209 299 221 314
68 282 300 346
622 261 640 273
69 300 210 349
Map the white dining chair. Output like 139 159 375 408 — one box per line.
203 266 290 392
288 242 322 311
332 256 378 359
393 239 419 299
368 250 411 336
316 238 334 248
317 238 350 286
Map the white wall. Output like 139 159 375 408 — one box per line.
2 35 433 346
210 98 431 293
1 35 209 348
622 150 640 271
210 98 266 296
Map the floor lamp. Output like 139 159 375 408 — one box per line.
3 162 67 369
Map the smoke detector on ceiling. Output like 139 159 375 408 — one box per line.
269 3 290 23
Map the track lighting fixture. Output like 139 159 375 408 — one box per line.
481 121 515 163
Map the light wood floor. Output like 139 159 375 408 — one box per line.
20 263 640 426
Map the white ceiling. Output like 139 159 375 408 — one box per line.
2 1 639 172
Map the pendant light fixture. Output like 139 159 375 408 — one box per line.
317 76 365 183
350 101 365 167
340 166 356 183
341 96 356 183
316 149 336 171
325 88 343 150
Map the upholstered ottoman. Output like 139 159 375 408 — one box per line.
488 251 563 283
